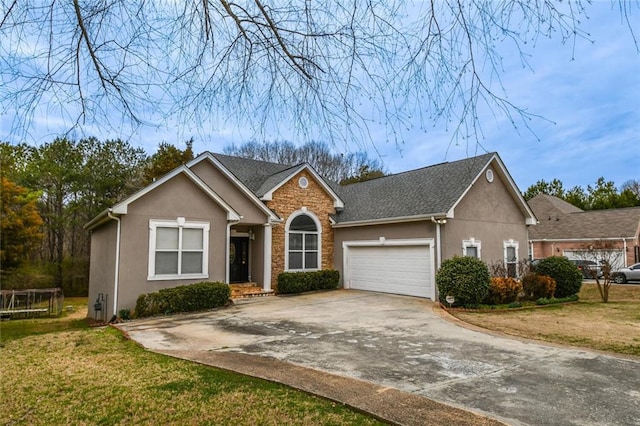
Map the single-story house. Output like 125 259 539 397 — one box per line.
528 194 640 268
85 151 537 318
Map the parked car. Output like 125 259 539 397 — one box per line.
612 263 640 284
569 259 603 279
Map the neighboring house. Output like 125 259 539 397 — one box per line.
528 194 640 269
85 152 536 319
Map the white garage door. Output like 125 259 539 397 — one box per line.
344 243 434 298
564 249 625 270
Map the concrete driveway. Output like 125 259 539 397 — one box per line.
119 290 640 425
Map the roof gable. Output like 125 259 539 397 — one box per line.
259 164 345 209
333 152 535 225
448 154 537 225
194 153 344 210
187 153 281 222
85 166 241 230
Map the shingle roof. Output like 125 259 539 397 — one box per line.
528 195 640 240
211 153 298 195
332 153 496 223
527 194 583 218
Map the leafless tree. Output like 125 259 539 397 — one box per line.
574 241 624 302
223 140 384 182
1 1 637 148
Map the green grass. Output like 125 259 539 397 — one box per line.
0 297 90 344
0 298 384 425
452 284 640 356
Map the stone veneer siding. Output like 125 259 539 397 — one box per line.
266 170 336 289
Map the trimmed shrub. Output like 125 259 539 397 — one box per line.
134 281 230 318
521 273 556 301
534 257 583 298
485 277 522 305
436 256 490 307
277 270 340 294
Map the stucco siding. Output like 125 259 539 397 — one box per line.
444 163 529 265
88 220 117 319
190 160 269 224
116 173 228 312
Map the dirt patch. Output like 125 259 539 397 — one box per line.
451 284 640 356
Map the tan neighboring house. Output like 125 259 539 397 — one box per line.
528 194 640 268
85 152 536 319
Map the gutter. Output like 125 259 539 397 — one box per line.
107 210 121 322
529 237 635 242
333 213 450 228
84 208 110 230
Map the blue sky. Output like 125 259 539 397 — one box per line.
374 1 640 191
1 2 638 193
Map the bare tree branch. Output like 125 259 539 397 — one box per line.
0 1 635 150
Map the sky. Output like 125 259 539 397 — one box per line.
1 1 639 193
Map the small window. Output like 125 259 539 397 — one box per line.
463 239 481 259
504 240 519 278
286 212 320 271
149 219 209 280
298 177 309 188
486 169 494 182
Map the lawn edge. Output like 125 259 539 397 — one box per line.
432 303 640 361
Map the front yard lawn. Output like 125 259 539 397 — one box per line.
451 283 640 356
0 300 383 425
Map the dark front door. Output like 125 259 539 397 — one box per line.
230 237 249 282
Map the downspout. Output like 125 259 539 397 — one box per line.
431 217 444 270
530 241 535 260
226 219 241 284
107 210 121 322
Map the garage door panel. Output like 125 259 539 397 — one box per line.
346 244 433 298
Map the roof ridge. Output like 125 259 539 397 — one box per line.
341 152 495 188
211 152 294 168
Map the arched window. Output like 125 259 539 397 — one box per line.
286 213 320 270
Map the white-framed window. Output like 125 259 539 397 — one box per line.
463 239 481 259
504 240 519 278
148 218 209 280
285 210 321 271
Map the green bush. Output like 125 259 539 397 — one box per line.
485 277 522 305
134 281 230 318
534 257 583 298
535 294 579 305
521 273 556 301
118 308 131 321
436 256 490 307
277 270 340 294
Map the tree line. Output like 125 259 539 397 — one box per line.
0 138 191 294
523 178 640 210
1 138 383 295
